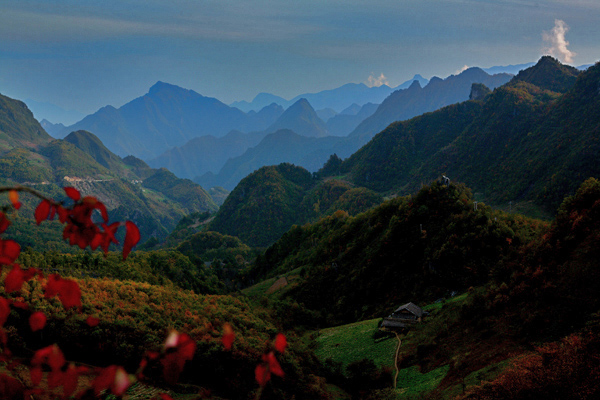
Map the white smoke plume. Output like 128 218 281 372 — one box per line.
366 73 389 87
543 19 576 64
455 65 469 75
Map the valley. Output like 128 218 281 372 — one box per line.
1 56 600 399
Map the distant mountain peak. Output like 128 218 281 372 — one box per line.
408 80 422 90
512 55 580 93
148 81 191 95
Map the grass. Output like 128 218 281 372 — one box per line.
396 364 450 398
316 318 398 370
422 292 468 313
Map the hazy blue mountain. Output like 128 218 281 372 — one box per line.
230 92 289 113
316 108 338 122
196 129 347 190
245 103 284 126
394 74 430 89
149 99 327 182
40 119 66 138
148 130 267 180
349 68 513 140
59 81 279 160
326 102 379 137
24 98 85 126
266 98 328 138
482 62 535 75
339 103 362 115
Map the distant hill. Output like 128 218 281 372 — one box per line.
326 102 379 137
208 163 382 247
149 99 327 182
334 56 599 214
59 81 281 160
196 130 346 190
148 130 267 180
510 55 580 93
196 69 514 191
349 67 513 141
265 98 328 137
64 130 129 175
40 119 66 137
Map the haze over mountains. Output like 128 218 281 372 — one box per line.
25 58 597 201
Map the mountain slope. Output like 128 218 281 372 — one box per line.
195 130 346 190
63 130 130 175
0 93 53 152
148 130 267 180
208 163 382 247
350 68 512 141
266 98 328 137
335 57 598 215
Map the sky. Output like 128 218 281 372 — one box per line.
1 0 599 122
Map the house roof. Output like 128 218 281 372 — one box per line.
393 302 424 318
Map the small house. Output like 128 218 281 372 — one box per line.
381 302 425 330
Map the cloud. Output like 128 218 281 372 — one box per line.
366 73 389 87
454 65 469 75
542 19 576 64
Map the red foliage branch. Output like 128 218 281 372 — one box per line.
0 185 286 399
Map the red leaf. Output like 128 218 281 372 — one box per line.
274 333 287 353
30 366 43 386
92 366 116 396
159 394 174 400
58 279 81 310
35 200 52 225
0 239 21 265
266 352 284 377
94 201 109 223
29 311 46 332
0 373 24 399
0 298 10 327
86 316 100 327
56 205 68 223
45 273 62 299
123 221 140 260
63 364 80 398
44 275 82 310
222 323 235 350
255 364 271 386
4 264 25 293
64 187 81 202
0 213 10 233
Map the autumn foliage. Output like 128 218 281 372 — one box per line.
0 185 287 399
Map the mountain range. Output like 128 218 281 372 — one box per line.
334 56 594 214
230 74 430 113
194 67 513 190
0 93 218 247
56 82 283 160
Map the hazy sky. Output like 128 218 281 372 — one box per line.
1 0 599 116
